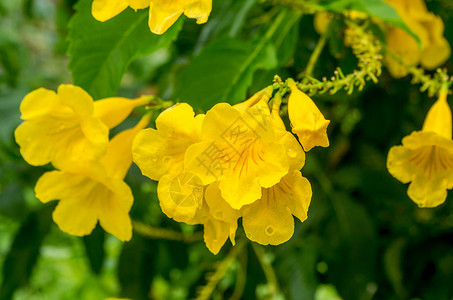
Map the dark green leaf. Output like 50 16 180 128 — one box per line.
0 204 54 300
68 0 182 99
82 224 105 275
173 37 277 111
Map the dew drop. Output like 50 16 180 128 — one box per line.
214 210 224 220
163 156 171 163
265 226 275 236
287 148 297 158
246 232 252 239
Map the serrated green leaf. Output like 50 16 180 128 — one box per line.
68 0 182 99
173 37 277 111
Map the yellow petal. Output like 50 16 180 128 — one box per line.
98 178 134 241
233 87 273 112
157 173 205 224
126 0 149 10
384 27 423 78
133 104 201 181
422 91 452 139
314 12 331 35
57 84 94 117
92 0 128 22
102 114 151 179
280 132 305 171
35 171 77 203
203 217 229 254
15 120 60 166
288 80 330 151
407 174 448 208
387 144 414 183
183 0 212 24
19 88 59 120
420 16 451 69
148 1 183 35
93 96 151 129
242 188 294 246
205 182 241 223
256 142 290 188
278 171 312 222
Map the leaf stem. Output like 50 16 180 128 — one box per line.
132 220 202 242
251 243 281 297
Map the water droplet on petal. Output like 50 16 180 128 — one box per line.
287 148 297 158
265 226 274 236
163 156 171 163
246 232 252 239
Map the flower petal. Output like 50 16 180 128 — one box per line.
148 1 183 35
407 174 448 208
242 188 294 246
183 0 212 24
205 182 241 223
93 96 150 129
98 178 134 241
19 88 59 120
157 173 205 224
203 217 230 254
92 0 128 22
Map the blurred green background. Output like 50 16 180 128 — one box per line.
1 0 453 299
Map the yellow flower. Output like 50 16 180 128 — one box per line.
184 98 289 210
91 0 212 35
384 0 451 77
34 115 151 241
132 103 204 181
15 84 109 169
387 91 453 207
93 95 152 129
287 79 330 152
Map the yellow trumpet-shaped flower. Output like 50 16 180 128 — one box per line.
387 91 453 207
132 103 204 181
15 84 109 169
93 95 152 129
184 98 289 210
384 0 451 77
92 0 212 35
287 79 330 152
35 115 151 241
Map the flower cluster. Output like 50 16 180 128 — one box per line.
384 0 451 78
387 90 453 207
15 84 151 241
313 0 451 78
91 0 212 34
132 81 330 254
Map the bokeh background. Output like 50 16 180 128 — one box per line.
1 0 453 299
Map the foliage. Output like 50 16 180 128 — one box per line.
1 0 453 299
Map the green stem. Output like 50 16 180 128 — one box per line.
132 221 202 243
299 21 330 79
251 243 281 297
195 241 246 300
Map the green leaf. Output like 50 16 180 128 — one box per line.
316 0 421 46
68 0 182 99
173 37 277 110
82 225 105 275
118 235 155 299
0 204 54 300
